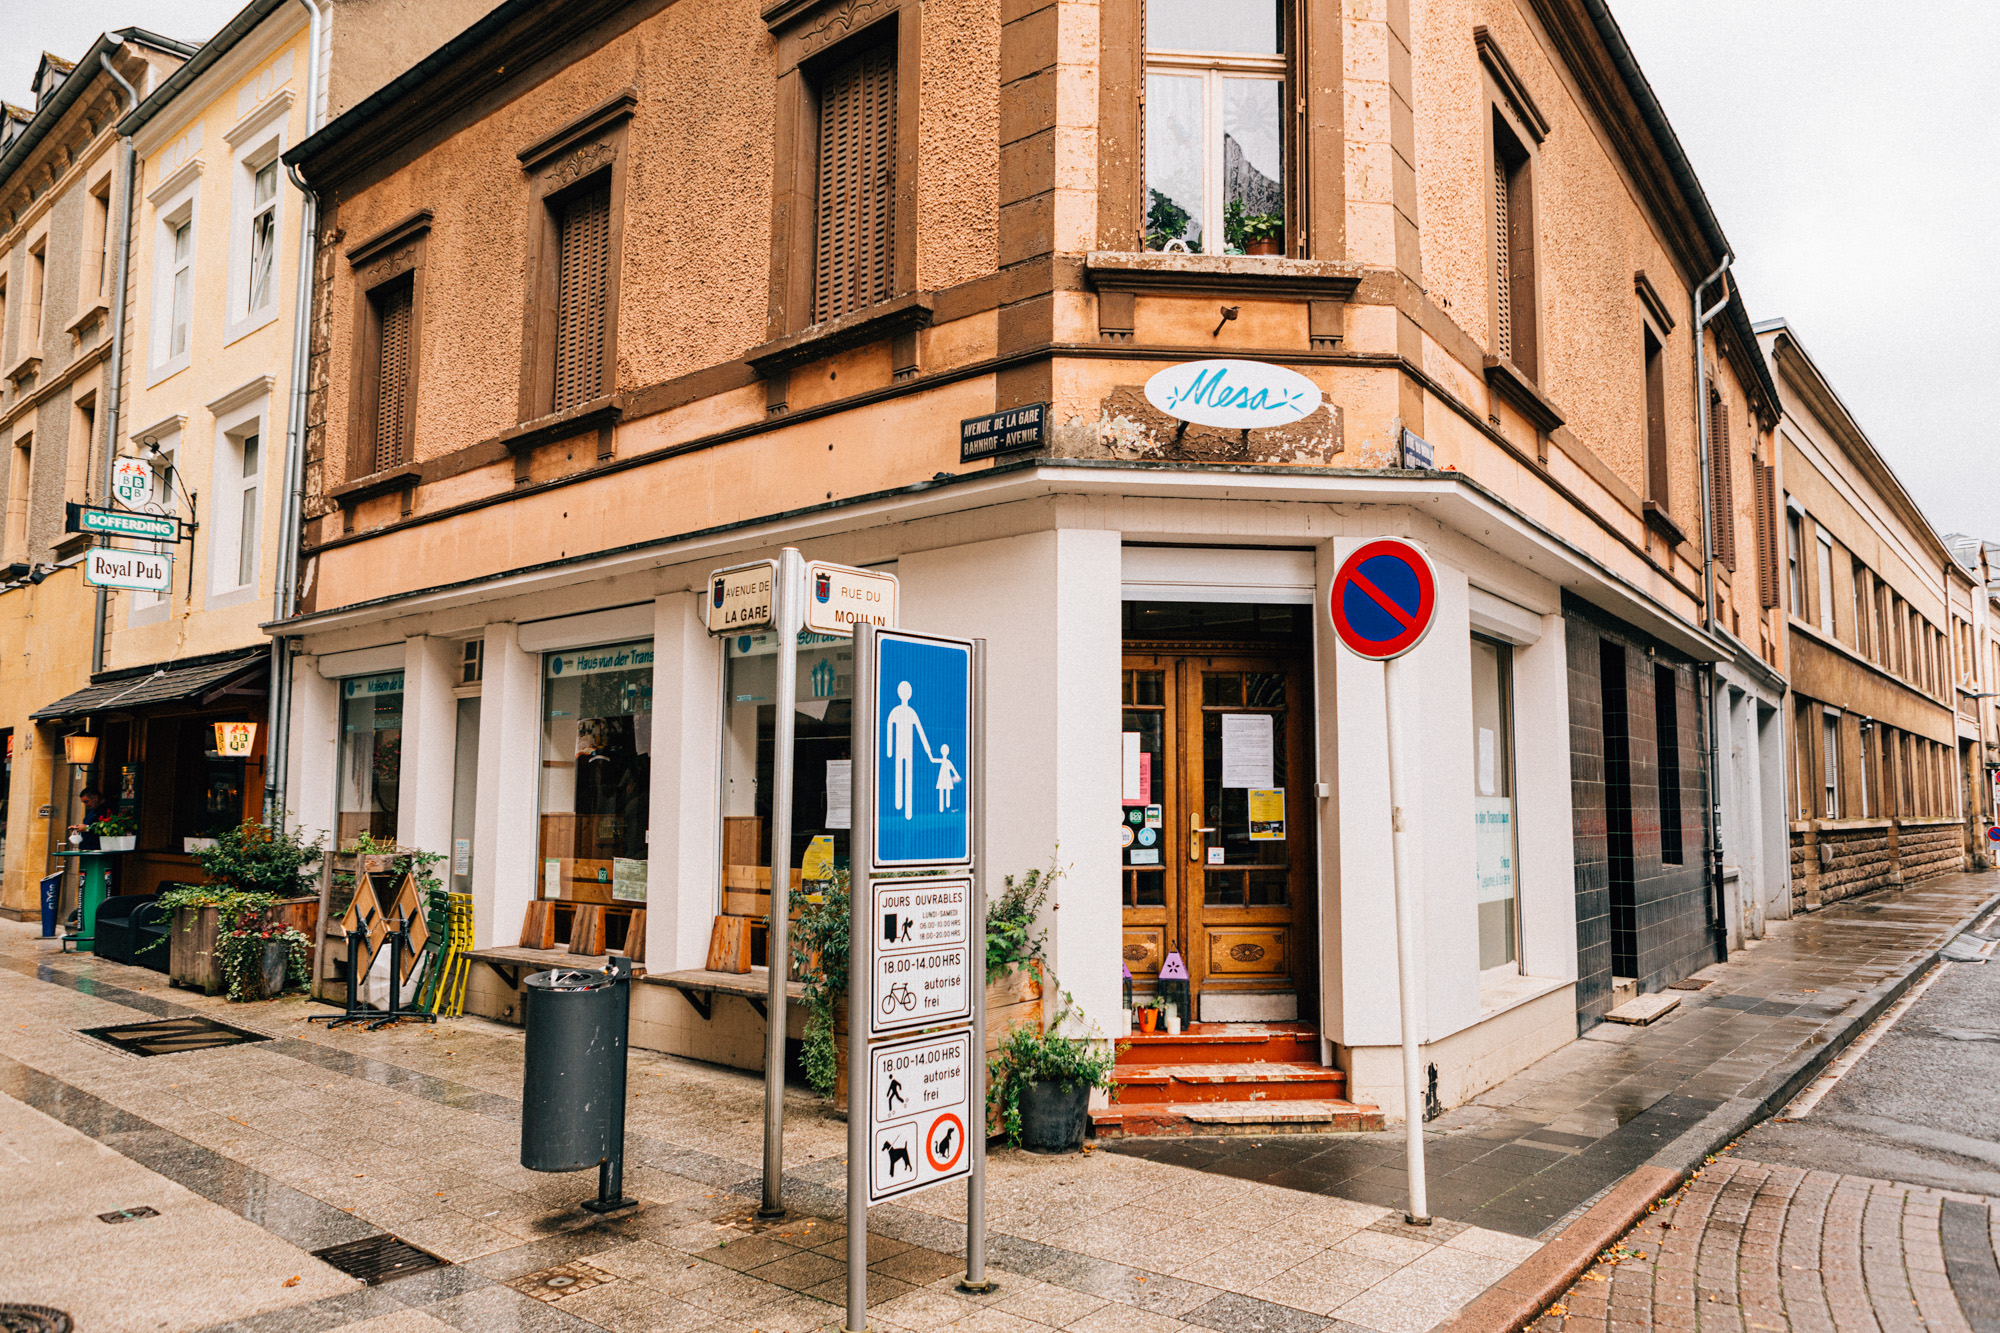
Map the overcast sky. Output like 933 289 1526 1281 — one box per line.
4 0 1993 543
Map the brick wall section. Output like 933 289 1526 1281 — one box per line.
1565 595 1720 1032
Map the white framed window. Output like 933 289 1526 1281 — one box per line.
225 131 286 343
1821 709 1841 819
1858 722 1872 818
1143 0 1286 254
1816 532 1835 634
148 190 198 384
208 396 268 604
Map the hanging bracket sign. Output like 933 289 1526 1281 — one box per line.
82 547 172 592
804 560 899 637
110 457 155 510
66 502 178 543
1144 359 1325 430
706 559 777 634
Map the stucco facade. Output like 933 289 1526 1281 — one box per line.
276 0 1795 1120
0 33 192 917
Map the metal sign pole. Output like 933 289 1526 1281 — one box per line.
960 638 993 1293
847 621 877 1332
761 545 805 1219
1384 651 1430 1225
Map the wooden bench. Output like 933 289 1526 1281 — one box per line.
467 944 645 990
643 967 807 1022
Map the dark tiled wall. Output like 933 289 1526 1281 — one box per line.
1564 597 1720 1032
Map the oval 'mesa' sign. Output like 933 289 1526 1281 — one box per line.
1144 359 1325 430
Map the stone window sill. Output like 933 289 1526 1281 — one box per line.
1643 499 1687 546
746 293 935 380
1085 251 1363 301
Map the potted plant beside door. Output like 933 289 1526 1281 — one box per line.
991 991 1119 1154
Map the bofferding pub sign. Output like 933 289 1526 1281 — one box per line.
959 402 1047 463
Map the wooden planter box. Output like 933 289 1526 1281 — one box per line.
832 961 1045 1134
168 896 320 997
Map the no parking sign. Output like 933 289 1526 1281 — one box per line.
1330 539 1438 660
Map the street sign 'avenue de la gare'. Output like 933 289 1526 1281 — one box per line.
873 630 973 867
959 402 1047 463
706 560 777 634
1329 538 1438 660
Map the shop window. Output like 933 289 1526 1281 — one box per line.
721 631 855 922
1143 0 1285 254
1471 636 1518 971
450 696 480 896
172 718 251 844
1654 665 1683 865
1599 639 1635 978
814 40 898 321
538 641 652 903
461 638 484 684
337 672 403 845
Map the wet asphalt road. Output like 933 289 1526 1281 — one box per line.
1731 916 2000 1196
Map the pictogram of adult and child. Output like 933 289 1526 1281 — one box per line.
884 680 961 818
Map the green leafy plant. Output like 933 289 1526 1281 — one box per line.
987 859 1058 984
193 809 325 899
216 922 313 1002
140 885 281 955
342 833 449 920
989 989 1120 1146
790 868 852 1096
1146 187 1195 251
1223 197 1284 251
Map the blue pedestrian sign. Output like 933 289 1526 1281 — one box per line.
874 630 973 867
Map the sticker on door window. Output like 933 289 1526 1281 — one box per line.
1144 804 1162 829
1121 825 1135 848
1207 847 1226 865
1131 849 1162 866
1248 788 1286 841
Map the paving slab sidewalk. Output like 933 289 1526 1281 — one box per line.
0 869 1993 1333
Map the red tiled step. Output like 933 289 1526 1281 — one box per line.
1111 1061 1347 1105
1118 1021 1321 1066
1090 1098 1385 1139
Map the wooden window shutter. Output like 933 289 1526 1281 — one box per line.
1492 157 1511 363
553 177 612 413
1708 398 1735 571
373 277 413 473
1761 463 1779 608
814 41 897 325
1752 461 1772 608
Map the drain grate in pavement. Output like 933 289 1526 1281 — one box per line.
508 1263 618 1303
80 1016 269 1058
96 1206 159 1224
0 1306 73 1333
310 1234 449 1286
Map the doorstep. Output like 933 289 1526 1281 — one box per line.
1092 1098 1385 1138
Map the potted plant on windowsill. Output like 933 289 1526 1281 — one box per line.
991 990 1120 1154
1223 198 1285 256
95 813 138 853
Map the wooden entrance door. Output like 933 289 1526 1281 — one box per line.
1120 648 1317 1014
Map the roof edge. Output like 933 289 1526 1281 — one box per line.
0 27 199 192
118 0 296 138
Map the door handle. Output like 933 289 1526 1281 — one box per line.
1189 814 1215 862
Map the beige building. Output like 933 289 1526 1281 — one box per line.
0 32 192 920
1759 321 1964 907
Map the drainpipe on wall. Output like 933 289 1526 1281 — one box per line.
92 51 141 677
266 0 326 822
1694 254 1732 960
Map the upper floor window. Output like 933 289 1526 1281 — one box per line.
1707 393 1734 571
88 178 112 302
247 161 279 315
552 177 612 412
168 219 193 359
1786 510 1803 613
1143 0 1285 255
1644 328 1669 509
1492 114 1537 376
26 239 47 346
813 40 898 321
1815 532 1835 635
365 275 414 473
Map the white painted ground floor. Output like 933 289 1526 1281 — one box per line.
276 465 1791 1119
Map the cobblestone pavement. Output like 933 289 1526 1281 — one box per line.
1116 873 2000 1239
0 923 1541 1333
1525 1157 2000 1333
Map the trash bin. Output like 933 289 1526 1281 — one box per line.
520 956 635 1213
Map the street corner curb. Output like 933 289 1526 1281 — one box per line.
1431 1165 1680 1333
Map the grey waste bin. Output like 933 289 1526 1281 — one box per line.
520 956 635 1212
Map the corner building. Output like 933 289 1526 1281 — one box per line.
278 0 1789 1120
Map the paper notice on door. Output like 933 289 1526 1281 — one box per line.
1248 788 1286 841
825 760 852 829
1221 713 1274 788
1478 727 1496 796
1123 733 1150 804
543 859 562 898
612 857 647 902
